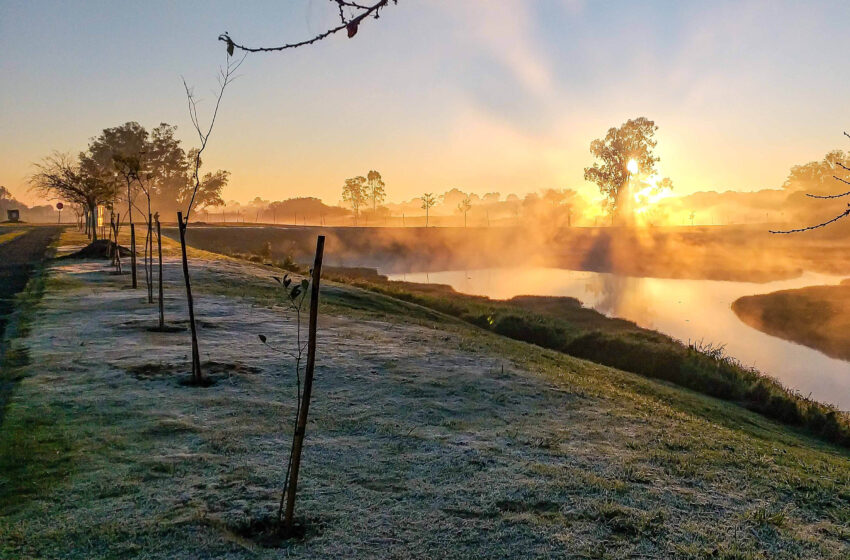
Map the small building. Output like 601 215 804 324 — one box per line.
6 209 20 222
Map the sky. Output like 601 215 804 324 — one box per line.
2 0 850 207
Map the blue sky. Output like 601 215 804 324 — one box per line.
2 0 849 205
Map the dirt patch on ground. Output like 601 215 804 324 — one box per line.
59 239 131 260
126 360 261 383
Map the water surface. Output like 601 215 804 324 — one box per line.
386 268 849 410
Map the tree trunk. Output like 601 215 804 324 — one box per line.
88 204 98 241
177 212 202 384
282 235 325 532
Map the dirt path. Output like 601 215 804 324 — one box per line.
0 226 62 340
0 226 62 428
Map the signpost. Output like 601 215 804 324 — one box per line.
56 202 64 224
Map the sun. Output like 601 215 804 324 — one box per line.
627 159 639 174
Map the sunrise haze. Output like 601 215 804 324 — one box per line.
2 0 849 206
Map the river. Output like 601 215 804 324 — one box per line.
385 268 849 410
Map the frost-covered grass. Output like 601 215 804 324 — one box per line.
0 230 848 559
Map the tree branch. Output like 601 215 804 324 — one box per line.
218 0 394 54
770 207 850 234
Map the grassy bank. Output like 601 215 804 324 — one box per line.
315 269 850 448
733 279 850 362
1 230 848 558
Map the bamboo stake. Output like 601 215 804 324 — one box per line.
156 217 165 330
130 223 138 289
283 235 325 531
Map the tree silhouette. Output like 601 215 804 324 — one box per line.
219 1 397 55
30 153 115 240
457 195 472 227
342 176 367 225
421 192 436 227
366 170 386 212
584 117 664 223
770 137 850 233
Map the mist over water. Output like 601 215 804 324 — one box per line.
386 267 850 411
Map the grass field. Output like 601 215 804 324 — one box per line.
0 229 848 559
733 279 850 362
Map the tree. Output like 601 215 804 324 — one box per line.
772 132 850 234
215 1 396 536
366 170 386 211
457 195 472 227
782 149 850 196
583 117 662 222
342 176 367 224
421 192 437 227
0 186 11 201
178 54 245 386
30 153 115 240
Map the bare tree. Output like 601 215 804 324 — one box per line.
178 54 246 385
771 132 850 234
30 153 115 240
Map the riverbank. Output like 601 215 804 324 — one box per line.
733 279 850 361
1 229 848 558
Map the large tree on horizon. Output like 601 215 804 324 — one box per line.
82 121 228 217
342 176 367 224
583 117 662 222
366 169 386 212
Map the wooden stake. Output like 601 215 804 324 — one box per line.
156 218 165 330
130 223 137 289
177 212 202 383
283 235 325 531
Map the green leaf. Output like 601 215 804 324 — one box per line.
301 279 309 291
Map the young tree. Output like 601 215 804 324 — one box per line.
179 54 245 385
421 192 437 227
30 153 115 240
216 1 396 536
583 117 663 223
366 170 386 211
457 194 472 227
342 176 366 224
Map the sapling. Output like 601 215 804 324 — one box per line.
258 235 325 535
259 273 310 523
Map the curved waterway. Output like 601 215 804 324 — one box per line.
385 268 849 410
